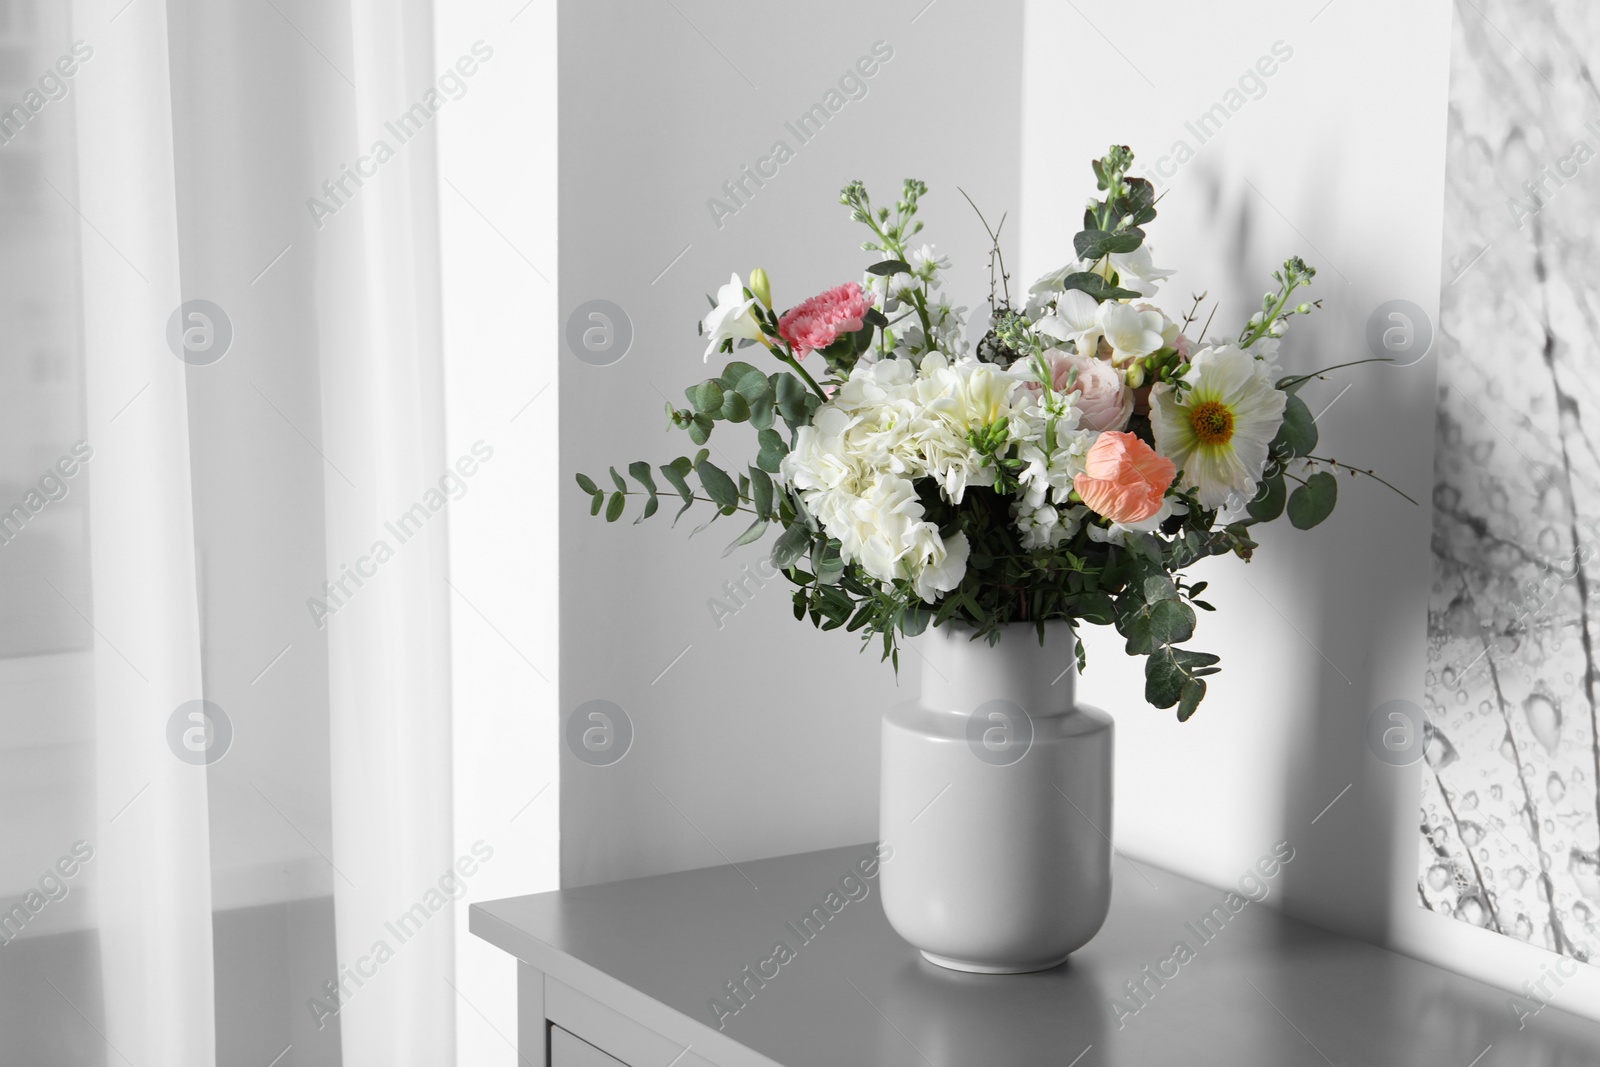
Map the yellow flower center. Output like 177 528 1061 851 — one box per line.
1189 400 1235 447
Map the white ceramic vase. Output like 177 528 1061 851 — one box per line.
879 621 1114 973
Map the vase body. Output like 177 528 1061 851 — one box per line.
879 622 1113 973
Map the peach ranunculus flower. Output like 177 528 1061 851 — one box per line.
1073 431 1176 525
1047 349 1133 433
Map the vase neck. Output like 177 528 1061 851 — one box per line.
914 623 1076 717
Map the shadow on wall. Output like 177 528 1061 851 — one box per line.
1265 145 1435 947
1180 149 1432 947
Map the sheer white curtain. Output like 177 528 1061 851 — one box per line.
75 3 215 1062
0 0 460 1063
320 0 455 1063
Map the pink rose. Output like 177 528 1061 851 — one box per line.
778 282 875 356
1047 350 1133 432
1073 431 1176 525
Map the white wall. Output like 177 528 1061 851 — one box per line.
1022 0 1600 1023
558 0 1024 886
436 1 560 1065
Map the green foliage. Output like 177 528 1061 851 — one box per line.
1060 273 1140 303
1246 472 1287 523
771 523 810 568
723 518 768 556
756 428 788 473
695 458 739 511
686 381 723 414
748 466 774 518
1288 471 1338 529
1146 646 1221 721
1073 228 1144 260
1274 394 1318 457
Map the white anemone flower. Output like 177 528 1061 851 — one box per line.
701 273 765 361
1150 344 1288 509
1097 302 1167 364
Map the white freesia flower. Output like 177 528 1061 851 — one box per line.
1025 258 1092 315
1034 289 1104 356
1098 302 1167 364
701 273 765 361
1135 303 1182 350
1109 245 1175 297
1086 496 1186 547
1149 344 1288 509
918 352 1016 429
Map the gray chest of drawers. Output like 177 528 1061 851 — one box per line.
470 843 1600 1066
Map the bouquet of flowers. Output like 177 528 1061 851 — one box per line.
578 146 1408 719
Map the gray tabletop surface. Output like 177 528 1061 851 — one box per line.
471 843 1600 1066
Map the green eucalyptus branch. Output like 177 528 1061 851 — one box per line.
1305 455 1420 506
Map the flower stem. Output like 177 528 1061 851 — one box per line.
612 489 763 518
1277 357 1394 391
1304 455 1420 506
778 350 828 400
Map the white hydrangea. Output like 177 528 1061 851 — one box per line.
781 353 1095 601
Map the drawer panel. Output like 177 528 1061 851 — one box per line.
552 1024 630 1067
545 976 727 1067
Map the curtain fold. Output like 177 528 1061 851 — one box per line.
70 0 216 1062
319 1 456 1063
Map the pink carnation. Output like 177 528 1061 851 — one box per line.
1073 431 1176 525
778 282 875 355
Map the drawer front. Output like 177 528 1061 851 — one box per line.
551 1024 631 1067
545 976 728 1067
